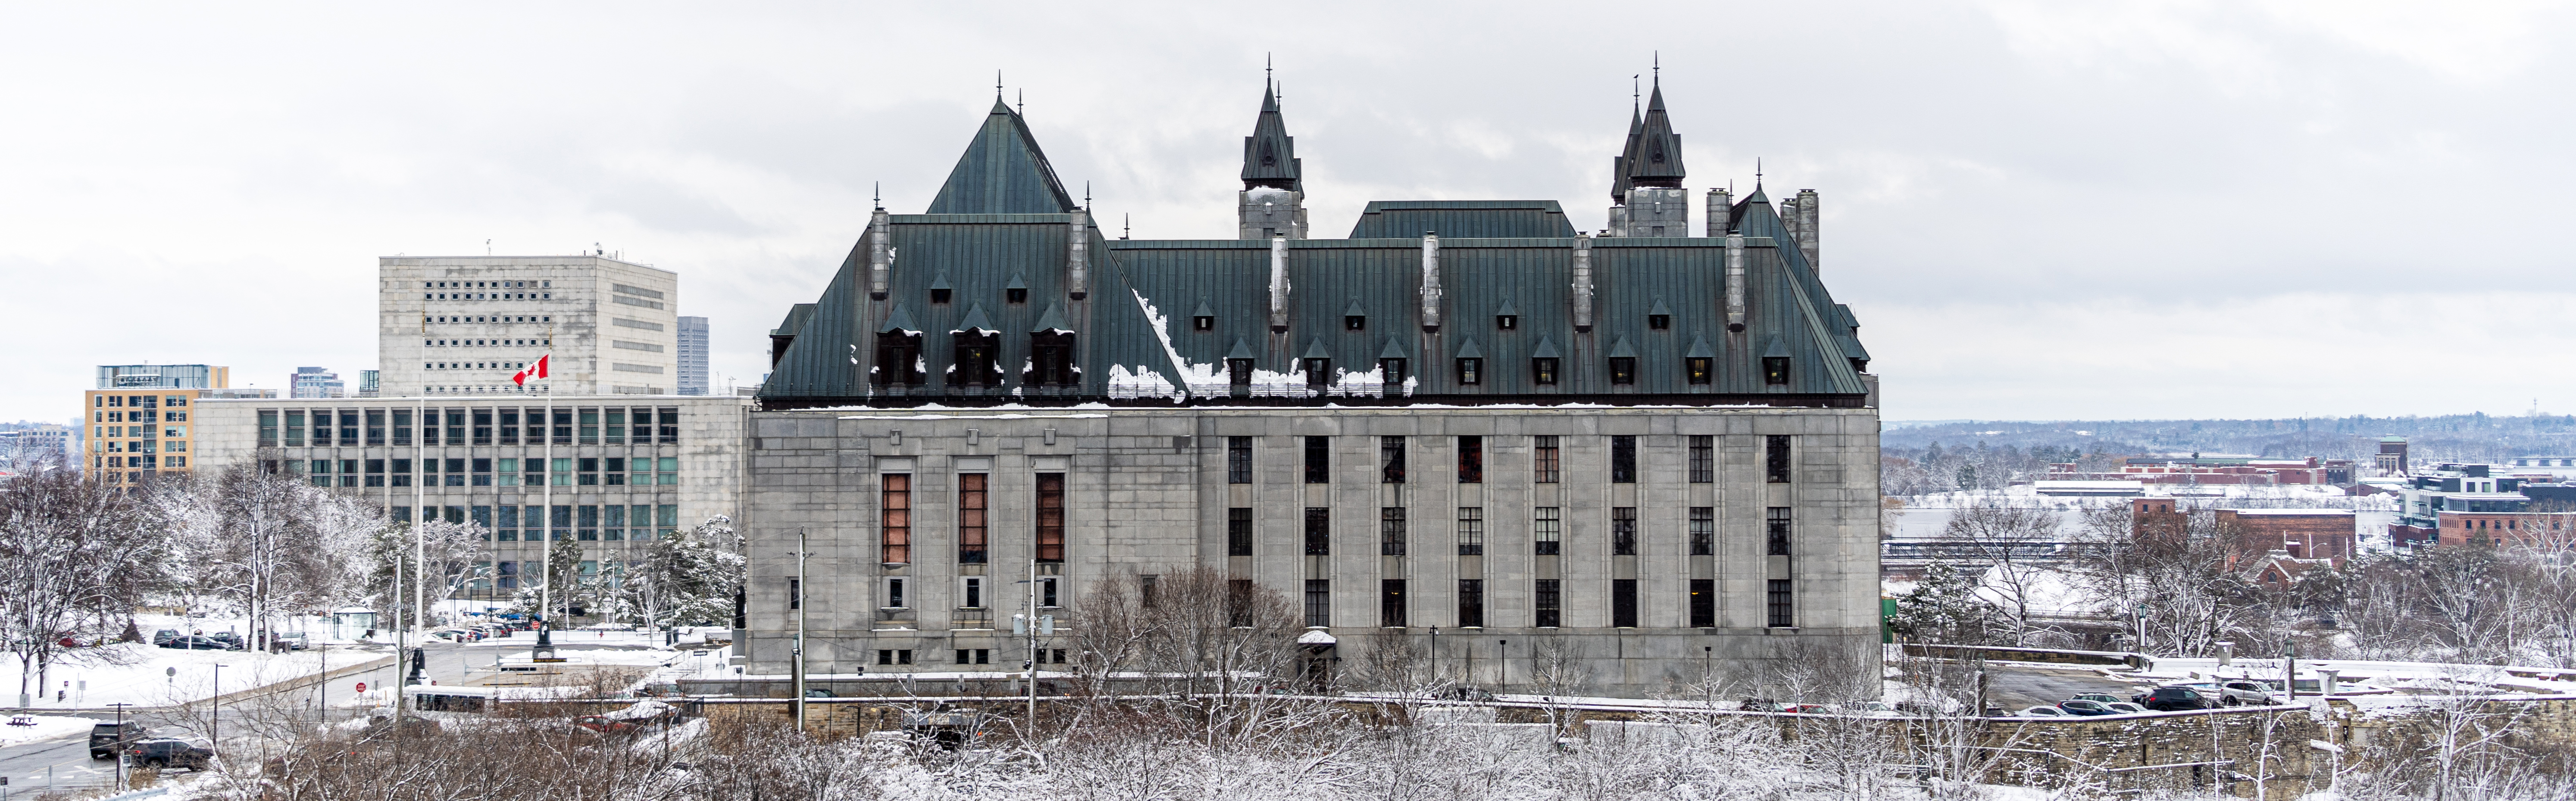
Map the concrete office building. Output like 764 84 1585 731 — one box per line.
379 255 678 398
192 395 751 602
290 367 347 399
740 77 1882 697
678 316 710 396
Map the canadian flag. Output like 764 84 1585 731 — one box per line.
511 355 550 386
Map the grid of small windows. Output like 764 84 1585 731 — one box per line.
1767 580 1794 628
1457 508 1484 556
1688 435 1713 483
1689 507 1716 556
1766 508 1792 556
1227 436 1253 483
1457 579 1484 628
1532 436 1560 483
1228 508 1254 556
1766 435 1793 483
1534 507 1561 555
1611 507 1638 555
958 474 988 564
1534 579 1561 628
1380 508 1407 556
1304 508 1332 555
1304 580 1331 627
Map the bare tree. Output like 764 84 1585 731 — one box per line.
0 458 158 702
1938 499 2063 645
181 459 382 651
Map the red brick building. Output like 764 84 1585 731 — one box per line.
2216 509 2357 564
2434 511 2576 549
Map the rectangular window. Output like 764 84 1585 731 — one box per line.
1690 507 1715 555
366 410 385 446
472 409 492 445
962 577 984 609
1304 507 1331 555
886 577 907 608
1766 435 1792 483
284 411 304 446
1036 472 1065 562
604 457 626 486
1690 579 1715 628
1304 580 1330 627
1457 436 1483 483
579 408 599 444
882 473 912 564
1227 579 1253 626
958 473 988 564
498 409 518 446
1533 435 1560 483
1534 580 1561 628
605 408 625 445
1766 507 1792 556
1534 507 1561 555
955 648 990 665
788 578 800 610
1768 580 1794 627
1380 436 1406 483
1689 435 1713 483
1612 507 1637 555
1611 435 1637 483
1613 578 1638 628
658 456 679 485
1227 436 1253 483
552 505 572 532
553 409 574 444
446 410 466 446
658 505 678 538
1228 508 1253 556
257 410 278 446
1304 436 1329 483
876 649 913 665
1380 580 1407 628
1457 507 1485 555
1457 580 1484 628
1380 507 1407 556
657 407 680 443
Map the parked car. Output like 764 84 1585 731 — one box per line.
126 738 214 771
2017 705 2069 717
2103 701 2149 714
150 630 181 647
2132 686 2213 711
205 632 243 648
576 700 681 734
2211 680 2287 707
89 721 145 760
273 632 309 651
2056 700 2116 716
2068 693 2124 705
168 636 238 651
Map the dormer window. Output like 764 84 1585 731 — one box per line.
930 288 952 304
1608 357 1637 385
1456 358 1482 385
1228 358 1254 388
1497 315 1517 330
1687 357 1713 384
1763 357 1792 385
1532 358 1559 385
1379 358 1407 393
1345 315 1366 331
1194 315 1214 331
1007 287 1028 304
1303 358 1331 389
1649 314 1670 330
1029 332 1078 386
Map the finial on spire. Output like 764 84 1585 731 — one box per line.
873 181 881 210
1653 51 1660 87
1017 88 1024 115
1083 181 1091 210
1633 74 1640 110
1266 52 1272 90
1123 212 1131 240
996 70 1003 99
1756 158 1763 186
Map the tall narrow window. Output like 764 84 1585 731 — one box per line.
1228 508 1254 556
881 474 912 564
1228 358 1253 390
1380 436 1406 483
1303 358 1330 390
1689 435 1713 483
1380 508 1407 555
1767 580 1794 627
1458 580 1485 628
1379 580 1407 627
1766 508 1792 556
1534 507 1561 555
788 578 801 610
1686 357 1713 384
1689 579 1715 628
1532 357 1559 385
1379 358 1407 394
954 332 1001 386
258 410 278 447
1607 357 1636 385
1533 435 1560 483
887 577 907 609
1612 579 1638 628
1457 507 1485 555
1304 436 1330 483
284 411 303 446
1763 356 1791 385
1035 473 1066 562
1534 580 1561 628
1612 507 1637 555
1457 436 1483 483
1610 435 1637 483
1455 358 1481 385
1305 580 1331 627
962 577 984 608
1228 436 1254 483
1689 507 1715 556
1030 332 1077 386
958 474 988 564
1766 436 1792 483
1304 508 1331 555
342 411 361 446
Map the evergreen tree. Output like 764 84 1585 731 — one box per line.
631 515 744 627
1889 561 2004 645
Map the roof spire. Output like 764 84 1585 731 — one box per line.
1123 212 1131 240
1083 181 1091 210
1242 72 1301 191
996 70 1002 99
1017 88 1023 116
872 181 881 211
1626 69 1685 188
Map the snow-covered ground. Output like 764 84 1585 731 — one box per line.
0 713 96 746
1 642 355 708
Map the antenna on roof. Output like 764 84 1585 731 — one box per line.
873 181 882 210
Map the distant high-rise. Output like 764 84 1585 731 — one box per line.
359 370 380 397
290 367 346 399
378 254 678 397
678 316 710 396
84 363 272 485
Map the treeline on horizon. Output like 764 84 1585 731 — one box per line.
1880 413 2576 496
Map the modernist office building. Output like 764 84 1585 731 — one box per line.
741 79 1881 696
379 254 680 398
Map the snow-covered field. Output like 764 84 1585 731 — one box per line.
0 713 96 746
1 642 351 708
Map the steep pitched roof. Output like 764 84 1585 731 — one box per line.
925 98 1078 214
1347 201 1579 239
1626 82 1685 186
1611 103 1642 202
1240 85 1302 191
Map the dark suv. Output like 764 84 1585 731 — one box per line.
2132 686 2213 711
126 738 213 770
89 721 145 759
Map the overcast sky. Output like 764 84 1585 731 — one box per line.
3 1 2569 424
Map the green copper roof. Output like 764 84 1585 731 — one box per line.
925 99 1077 215
1240 85 1301 191
1347 201 1578 239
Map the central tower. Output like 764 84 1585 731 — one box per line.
1610 76 1688 237
1238 83 1308 240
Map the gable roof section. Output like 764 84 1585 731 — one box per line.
1627 83 1685 184
1347 201 1579 239
1240 85 1302 191
925 99 1078 215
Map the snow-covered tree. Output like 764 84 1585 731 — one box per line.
628 515 743 627
0 457 159 701
1889 560 2004 645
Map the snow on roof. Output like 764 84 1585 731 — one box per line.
1297 630 1338 645
2228 508 2355 516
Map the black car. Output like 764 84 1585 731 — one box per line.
89 721 145 759
150 629 181 647
168 636 238 651
2132 686 2213 711
127 738 213 770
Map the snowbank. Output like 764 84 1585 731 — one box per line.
0 714 98 746
1 642 349 708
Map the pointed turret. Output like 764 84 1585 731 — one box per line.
1241 84 1301 191
1627 82 1685 187
1238 82 1309 240
1611 103 1641 203
925 98 1078 215
1614 78 1689 237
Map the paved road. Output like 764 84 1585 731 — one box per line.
1982 664 2153 710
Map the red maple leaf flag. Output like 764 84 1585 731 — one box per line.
512 355 550 386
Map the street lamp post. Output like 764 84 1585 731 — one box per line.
210 663 228 766
107 702 134 789
2134 603 2148 655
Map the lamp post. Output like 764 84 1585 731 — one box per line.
2134 602 2148 655
1429 627 1441 688
107 702 134 789
2285 640 2299 701
210 663 228 765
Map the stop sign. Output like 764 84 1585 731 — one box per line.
355 682 367 693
